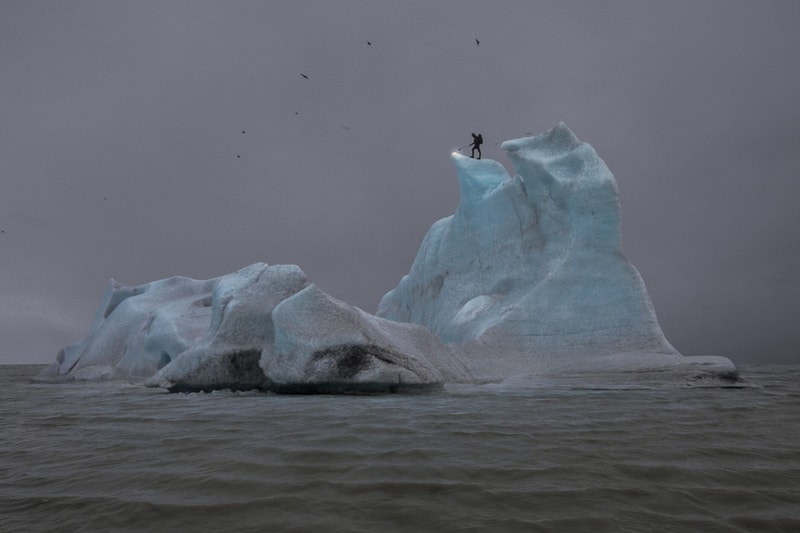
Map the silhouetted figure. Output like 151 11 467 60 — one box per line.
475 38 480 46
300 73 309 79
367 41 372 46
470 133 483 159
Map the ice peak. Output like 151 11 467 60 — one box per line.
501 121 582 156
450 152 509 208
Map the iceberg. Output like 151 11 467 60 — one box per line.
378 123 735 380
37 123 736 391
38 263 469 392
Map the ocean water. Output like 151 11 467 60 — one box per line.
1 364 798 533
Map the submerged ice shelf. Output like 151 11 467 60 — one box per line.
38 123 737 392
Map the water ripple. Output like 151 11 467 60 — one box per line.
1 364 798 532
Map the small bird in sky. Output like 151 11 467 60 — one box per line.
367 41 372 46
300 73 309 79
242 130 245 134
475 38 480 46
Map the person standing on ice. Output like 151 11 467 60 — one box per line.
470 133 483 159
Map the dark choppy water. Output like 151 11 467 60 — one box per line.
1 364 798 532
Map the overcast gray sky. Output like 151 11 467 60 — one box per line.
2 1 798 365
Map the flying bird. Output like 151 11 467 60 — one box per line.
300 73 309 79
475 38 480 46
367 41 372 46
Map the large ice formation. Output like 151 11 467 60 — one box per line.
38 263 467 392
38 123 736 391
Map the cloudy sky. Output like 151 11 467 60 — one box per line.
2 1 798 365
